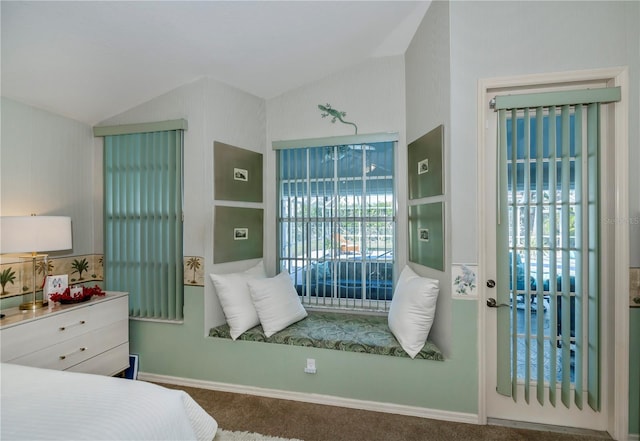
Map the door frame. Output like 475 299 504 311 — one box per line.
476 67 629 440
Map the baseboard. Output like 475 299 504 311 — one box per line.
488 417 611 439
629 433 639 441
139 371 479 425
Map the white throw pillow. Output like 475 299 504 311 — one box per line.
247 271 308 337
209 260 266 340
388 265 439 358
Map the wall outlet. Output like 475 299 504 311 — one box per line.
304 358 317 374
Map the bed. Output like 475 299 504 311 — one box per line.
0 363 218 440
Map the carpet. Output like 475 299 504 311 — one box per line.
215 429 303 441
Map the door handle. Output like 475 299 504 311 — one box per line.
486 297 509 308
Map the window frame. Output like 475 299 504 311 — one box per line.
275 135 397 312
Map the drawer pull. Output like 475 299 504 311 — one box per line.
59 320 86 331
59 347 87 360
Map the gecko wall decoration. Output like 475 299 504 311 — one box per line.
318 103 358 134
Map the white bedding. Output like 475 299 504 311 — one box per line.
1 363 218 440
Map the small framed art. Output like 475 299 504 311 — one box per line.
214 141 263 202
234 168 248 182
234 228 248 240
43 274 68 306
408 124 444 199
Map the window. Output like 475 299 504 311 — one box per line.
506 111 579 385
277 140 395 311
102 126 184 321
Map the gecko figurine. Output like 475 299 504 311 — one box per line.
318 103 358 134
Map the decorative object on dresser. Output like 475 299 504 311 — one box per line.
43 274 68 305
0 291 129 376
0 215 72 310
49 284 105 304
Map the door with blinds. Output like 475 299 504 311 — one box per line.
482 83 620 429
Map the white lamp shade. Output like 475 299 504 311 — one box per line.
0 216 72 254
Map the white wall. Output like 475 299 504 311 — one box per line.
0 97 97 257
98 77 267 332
404 0 452 355
266 55 407 276
97 77 267 259
449 0 640 265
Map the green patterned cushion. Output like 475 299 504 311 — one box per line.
209 311 444 361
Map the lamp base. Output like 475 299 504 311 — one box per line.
19 300 44 311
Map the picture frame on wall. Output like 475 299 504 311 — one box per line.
214 141 263 202
233 168 248 182
452 263 478 299
408 124 444 199
214 206 263 263
234 228 248 240
408 202 444 271
418 158 429 175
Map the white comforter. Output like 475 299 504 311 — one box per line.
1 363 218 440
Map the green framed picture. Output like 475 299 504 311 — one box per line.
214 206 263 263
408 202 444 271
408 124 444 199
214 141 263 202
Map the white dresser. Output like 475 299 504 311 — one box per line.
0 291 129 376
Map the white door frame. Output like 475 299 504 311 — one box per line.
476 67 629 440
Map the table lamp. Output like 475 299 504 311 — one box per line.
0 215 73 310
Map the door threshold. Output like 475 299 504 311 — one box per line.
487 418 611 439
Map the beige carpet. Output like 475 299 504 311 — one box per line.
160 383 611 441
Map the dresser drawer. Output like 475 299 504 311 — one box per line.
1 296 128 362
7 320 128 370
66 343 130 376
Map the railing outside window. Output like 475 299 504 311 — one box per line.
277 141 395 311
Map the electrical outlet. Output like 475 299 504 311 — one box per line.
304 358 317 374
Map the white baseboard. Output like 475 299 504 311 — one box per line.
629 433 639 441
139 371 479 425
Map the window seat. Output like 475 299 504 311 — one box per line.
209 311 444 361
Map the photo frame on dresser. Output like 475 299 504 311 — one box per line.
43 274 68 306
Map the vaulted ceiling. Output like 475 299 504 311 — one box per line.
1 1 430 125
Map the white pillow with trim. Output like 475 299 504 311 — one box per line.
247 271 308 337
209 260 266 340
388 265 439 358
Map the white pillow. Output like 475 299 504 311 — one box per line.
209 260 266 340
388 266 439 358
247 271 308 337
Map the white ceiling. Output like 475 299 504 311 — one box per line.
1 1 430 125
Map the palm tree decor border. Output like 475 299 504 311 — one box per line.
0 254 209 297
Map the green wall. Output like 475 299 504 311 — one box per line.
129 286 478 414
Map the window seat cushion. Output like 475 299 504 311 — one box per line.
209 311 444 361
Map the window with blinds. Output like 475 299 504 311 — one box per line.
103 129 184 321
277 141 395 311
494 87 620 410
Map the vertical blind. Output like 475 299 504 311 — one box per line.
494 87 620 411
277 141 395 310
103 129 184 320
